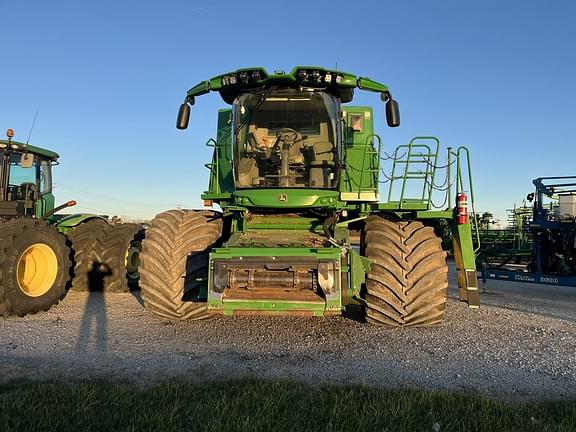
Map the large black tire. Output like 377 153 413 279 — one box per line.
362 216 448 327
140 209 222 320
67 218 109 291
98 223 144 293
0 219 71 317
68 220 143 292
0 220 8 317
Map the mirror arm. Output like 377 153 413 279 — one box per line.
380 91 391 102
357 77 389 93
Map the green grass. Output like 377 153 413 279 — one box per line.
0 378 574 431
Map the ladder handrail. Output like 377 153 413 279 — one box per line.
386 136 440 207
358 134 382 198
205 138 219 193
454 146 481 253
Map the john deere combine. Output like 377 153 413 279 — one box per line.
0 129 140 317
139 66 479 326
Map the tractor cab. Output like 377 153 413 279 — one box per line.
233 87 340 189
0 130 57 218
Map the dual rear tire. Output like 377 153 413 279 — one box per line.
1 218 143 317
67 220 143 293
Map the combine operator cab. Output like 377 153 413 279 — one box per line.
234 88 339 189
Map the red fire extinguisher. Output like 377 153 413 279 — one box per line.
456 192 468 224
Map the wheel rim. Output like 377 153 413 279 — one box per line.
125 241 141 279
17 243 59 297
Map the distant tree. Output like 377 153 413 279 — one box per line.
479 212 494 229
471 212 495 229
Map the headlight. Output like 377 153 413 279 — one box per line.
295 68 343 85
222 69 266 87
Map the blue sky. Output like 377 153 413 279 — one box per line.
1 0 574 224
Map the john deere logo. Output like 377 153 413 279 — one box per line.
278 194 287 202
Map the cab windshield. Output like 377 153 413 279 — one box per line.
0 152 51 201
233 88 339 189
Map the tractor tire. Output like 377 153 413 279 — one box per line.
0 220 7 317
139 209 222 320
68 218 109 291
98 223 144 293
0 219 71 317
362 216 448 327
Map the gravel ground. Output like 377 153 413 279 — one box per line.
1 263 575 400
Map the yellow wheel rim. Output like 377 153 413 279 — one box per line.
125 242 141 279
16 243 58 297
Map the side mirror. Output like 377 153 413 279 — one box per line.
385 98 400 127
20 153 34 168
176 103 190 130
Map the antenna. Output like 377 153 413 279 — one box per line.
26 108 39 145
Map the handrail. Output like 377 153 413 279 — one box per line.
357 134 382 199
205 138 219 194
386 136 439 207
454 146 480 253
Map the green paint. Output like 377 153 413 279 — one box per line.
357 77 390 93
36 192 55 219
349 248 371 298
54 214 106 234
219 300 326 317
210 247 341 259
204 109 234 197
452 220 480 307
340 107 380 201
233 189 340 208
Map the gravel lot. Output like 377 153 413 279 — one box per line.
1 263 575 400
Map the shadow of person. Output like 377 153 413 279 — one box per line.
75 262 110 353
130 289 144 306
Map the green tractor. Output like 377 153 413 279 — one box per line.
0 129 141 317
139 66 479 326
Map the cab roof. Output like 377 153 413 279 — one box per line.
186 66 390 105
0 140 59 160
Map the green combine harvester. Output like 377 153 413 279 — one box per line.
0 129 141 317
139 66 479 326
